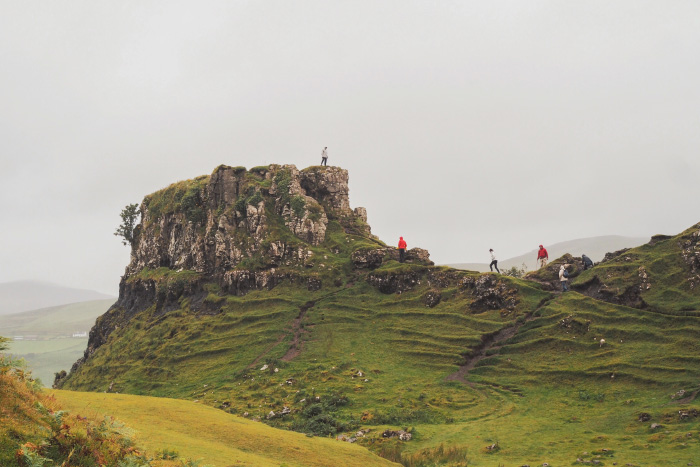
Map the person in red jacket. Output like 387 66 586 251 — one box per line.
398 236 407 263
537 245 549 269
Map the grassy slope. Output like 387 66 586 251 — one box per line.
456 292 700 465
572 223 700 313
52 389 398 467
56 282 700 465
61 270 547 416
58 265 700 465
56 182 700 467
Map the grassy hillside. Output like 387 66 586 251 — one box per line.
58 262 700 464
0 299 112 385
572 223 700 313
53 389 398 467
54 164 700 465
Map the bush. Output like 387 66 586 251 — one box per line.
503 263 528 278
182 186 206 224
290 195 306 218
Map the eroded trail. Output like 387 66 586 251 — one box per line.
248 287 350 367
246 300 316 369
446 296 553 384
281 300 315 361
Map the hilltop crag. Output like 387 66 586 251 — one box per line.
62 164 436 380
130 164 357 277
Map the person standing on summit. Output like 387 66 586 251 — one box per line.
398 236 407 263
321 147 328 166
489 249 500 273
537 245 549 269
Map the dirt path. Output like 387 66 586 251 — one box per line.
281 300 315 361
247 287 350 367
446 296 553 384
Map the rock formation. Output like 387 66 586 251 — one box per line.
63 164 433 381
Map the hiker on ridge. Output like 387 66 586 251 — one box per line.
559 264 569 292
489 249 500 274
321 147 328 166
398 236 407 263
582 254 594 270
537 245 549 269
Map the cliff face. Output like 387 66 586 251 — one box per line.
127 164 359 279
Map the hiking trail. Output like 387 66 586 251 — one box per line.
446 296 554 384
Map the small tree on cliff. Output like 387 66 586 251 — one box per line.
114 203 140 246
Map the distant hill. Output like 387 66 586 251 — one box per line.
0 299 113 385
0 280 114 315
0 299 114 337
446 235 648 272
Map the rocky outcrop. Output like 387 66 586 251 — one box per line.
679 224 700 289
382 429 412 441
299 167 352 217
352 247 433 270
460 274 518 312
648 234 672 246
367 269 423 294
127 165 363 280
525 253 582 291
221 269 284 295
573 276 648 309
423 290 442 307
351 248 390 269
600 248 631 264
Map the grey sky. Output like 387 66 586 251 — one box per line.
1 1 699 295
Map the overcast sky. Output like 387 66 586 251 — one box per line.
1 1 699 295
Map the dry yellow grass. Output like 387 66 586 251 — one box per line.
52 389 398 467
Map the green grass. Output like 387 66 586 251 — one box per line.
573 222 700 313
53 389 398 467
7 338 86 386
58 263 700 465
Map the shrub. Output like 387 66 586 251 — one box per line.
503 262 528 278
290 195 306 218
182 186 206 224
115 203 141 246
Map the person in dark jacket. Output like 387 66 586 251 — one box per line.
582 254 594 270
398 236 407 263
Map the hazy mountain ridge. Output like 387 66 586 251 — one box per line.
0 280 114 315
